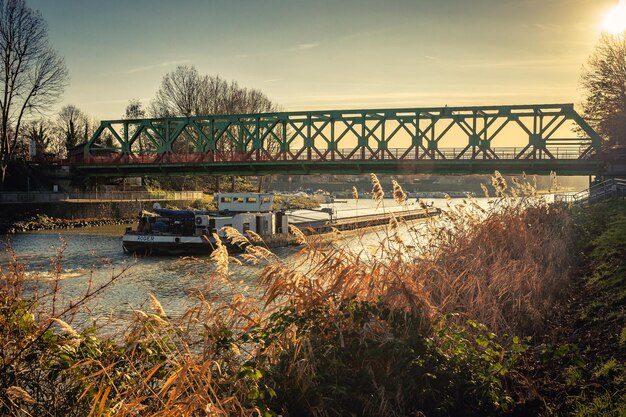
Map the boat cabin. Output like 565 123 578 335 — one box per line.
216 193 273 213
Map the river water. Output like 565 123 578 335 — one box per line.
0 197 489 332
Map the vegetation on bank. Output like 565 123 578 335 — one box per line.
0 174 623 416
520 201 626 416
0 214 133 234
187 193 320 211
271 194 320 210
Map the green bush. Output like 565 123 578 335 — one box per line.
242 301 525 417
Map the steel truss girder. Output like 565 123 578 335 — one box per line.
82 103 601 173
75 159 605 177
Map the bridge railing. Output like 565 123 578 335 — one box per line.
73 146 589 165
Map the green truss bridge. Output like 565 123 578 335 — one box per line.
74 103 606 177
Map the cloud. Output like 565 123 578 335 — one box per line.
282 88 570 110
289 42 320 51
231 42 320 60
342 28 391 40
127 59 192 74
84 98 139 105
458 56 582 69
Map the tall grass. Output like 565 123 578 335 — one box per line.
0 173 574 416
265 171 571 335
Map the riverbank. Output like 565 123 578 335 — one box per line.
516 200 626 415
0 214 133 234
0 198 196 234
0 194 321 234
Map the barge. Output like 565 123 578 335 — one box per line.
122 192 288 255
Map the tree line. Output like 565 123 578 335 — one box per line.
22 64 280 160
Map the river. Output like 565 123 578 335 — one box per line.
0 197 492 332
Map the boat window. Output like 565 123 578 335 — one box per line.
246 197 257 203
262 197 270 203
234 197 244 203
221 197 232 203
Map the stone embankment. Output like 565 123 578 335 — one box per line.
1 214 132 234
0 198 197 234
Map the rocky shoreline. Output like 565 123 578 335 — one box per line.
0 214 133 234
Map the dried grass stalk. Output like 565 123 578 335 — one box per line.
245 230 264 243
370 173 384 207
210 233 229 276
289 225 307 245
222 226 250 246
392 180 407 205
148 293 167 317
6 386 36 404
352 186 359 200
52 318 80 338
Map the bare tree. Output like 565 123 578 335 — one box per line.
146 66 279 190
125 98 145 120
581 33 626 146
124 98 146 152
57 104 87 150
151 66 204 117
150 65 277 118
149 66 279 154
83 115 99 146
22 118 64 157
0 0 68 184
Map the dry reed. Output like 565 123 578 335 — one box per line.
392 179 407 205
0 172 575 417
370 173 384 207
148 293 167 317
262 171 572 335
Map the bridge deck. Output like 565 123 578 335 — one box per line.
71 147 603 176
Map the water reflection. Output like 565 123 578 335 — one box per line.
0 197 490 333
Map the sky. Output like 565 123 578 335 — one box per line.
27 0 617 121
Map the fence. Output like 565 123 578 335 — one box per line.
0 191 204 204
75 146 590 166
554 178 626 205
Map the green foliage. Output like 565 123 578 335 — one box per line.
572 392 626 417
272 195 320 210
0 299 93 415
243 302 525 417
594 358 620 379
189 194 217 210
572 202 626 323
530 201 626 416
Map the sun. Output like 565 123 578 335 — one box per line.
602 0 626 34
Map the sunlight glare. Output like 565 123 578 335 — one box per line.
602 0 626 34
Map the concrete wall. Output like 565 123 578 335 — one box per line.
0 199 197 220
